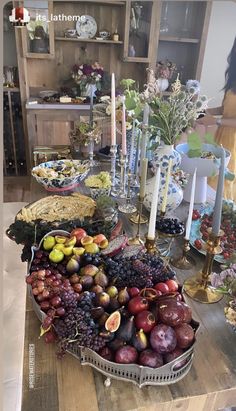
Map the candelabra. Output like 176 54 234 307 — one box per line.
118 172 137 214
129 194 148 224
171 238 195 270
145 236 158 254
183 229 224 304
110 144 118 196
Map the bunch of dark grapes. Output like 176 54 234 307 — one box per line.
81 253 103 267
143 254 176 283
54 291 106 357
30 249 68 276
156 218 185 235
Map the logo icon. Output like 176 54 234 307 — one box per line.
9 7 30 26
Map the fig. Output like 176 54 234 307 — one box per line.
83 264 99 277
132 329 148 351
105 311 121 332
94 271 108 288
164 347 186 370
115 345 138 364
70 228 87 245
99 239 109 249
49 249 64 263
150 324 177 354
108 338 125 351
98 312 110 327
158 300 185 327
116 316 135 342
73 247 85 256
85 243 100 254
91 285 104 294
135 310 156 333
90 306 105 319
96 292 110 308
128 296 149 315
79 275 94 290
174 323 194 349
98 346 114 361
138 349 163 368
69 273 80 284
66 258 80 274
106 285 118 298
93 234 106 245
118 288 130 305
99 329 115 341
81 236 94 246
43 236 56 251
108 297 120 312
65 236 77 247
62 246 74 256
73 283 83 293
55 235 67 244
128 287 140 298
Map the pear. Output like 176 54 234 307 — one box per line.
43 236 56 251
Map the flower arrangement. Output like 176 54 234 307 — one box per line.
156 59 176 80
148 77 208 145
211 265 236 330
186 80 200 94
85 171 111 189
69 121 101 148
71 62 104 90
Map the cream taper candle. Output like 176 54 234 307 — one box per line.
212 147 225 236
111 73 116 146
147 166 160 239
122 96 127 156
185 168 197 240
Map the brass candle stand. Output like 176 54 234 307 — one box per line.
145 236 158 254
183 229 224 304
171 238 196 270
128 195 145 245
129 195 148 224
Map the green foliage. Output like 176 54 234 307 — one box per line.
120 79 136 90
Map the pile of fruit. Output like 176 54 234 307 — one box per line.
192 204 236 260
26 230 196 369
156 218 185 236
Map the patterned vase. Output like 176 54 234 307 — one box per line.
81 83 97 98
157 78 169 92
144 144 183 214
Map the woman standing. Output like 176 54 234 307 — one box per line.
198 37 236 201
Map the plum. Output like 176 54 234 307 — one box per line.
138 349 163 368
175 323 194 349
115 345 138 364
164 347 187 370
150 324 177 354
158 300 185 327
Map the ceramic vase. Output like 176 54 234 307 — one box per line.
144 144 183 214
81 83 97 98
157 78 169 92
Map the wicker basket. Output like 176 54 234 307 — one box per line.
27 230 199 388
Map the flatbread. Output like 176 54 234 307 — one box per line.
16 193 95 223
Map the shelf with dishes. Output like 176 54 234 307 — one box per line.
159 36 200 44
55 37 123 44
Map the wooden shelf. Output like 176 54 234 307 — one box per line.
53 0 125 4
159 35 200 44
3 87 20 92
55 37 123 44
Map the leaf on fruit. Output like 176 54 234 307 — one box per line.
39 324 51 338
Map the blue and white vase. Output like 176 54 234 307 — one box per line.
144 144 183 214
81 83 97 98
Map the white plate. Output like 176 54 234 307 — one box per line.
76 15 97 39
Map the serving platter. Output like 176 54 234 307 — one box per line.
76 15 97 39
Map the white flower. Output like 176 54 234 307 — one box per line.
97 74 101 79
79 65 83 69
100 95 110 102
78 70 83 76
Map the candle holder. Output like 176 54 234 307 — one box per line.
128 202 145 246
129 195 148 224
88 137 100 167
183 229 224 304
110 144 118 196
170 238 196 270
145 236 158 254
118 172 137 214
116 153 128 199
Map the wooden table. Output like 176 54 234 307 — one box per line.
21 169 236 411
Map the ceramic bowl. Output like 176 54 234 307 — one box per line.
32 159 90 191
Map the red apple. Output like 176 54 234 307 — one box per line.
70 228 87 246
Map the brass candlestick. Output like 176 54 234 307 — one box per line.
129 195 148 224
145 236 158 254
171 238 196 270
183 229 224 304
128 196 145 245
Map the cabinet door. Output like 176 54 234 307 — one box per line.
22 0 54 59
124 0 155 63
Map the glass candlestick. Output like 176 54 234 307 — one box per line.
118 172 137 214
110 144 118 196
181 2 192 35
160 1 170 34
116 154 128 199
129 194 148 224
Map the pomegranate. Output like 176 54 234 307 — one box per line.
135 310 156 333
128 296 149 315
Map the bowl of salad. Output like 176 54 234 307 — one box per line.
32 159 90 191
